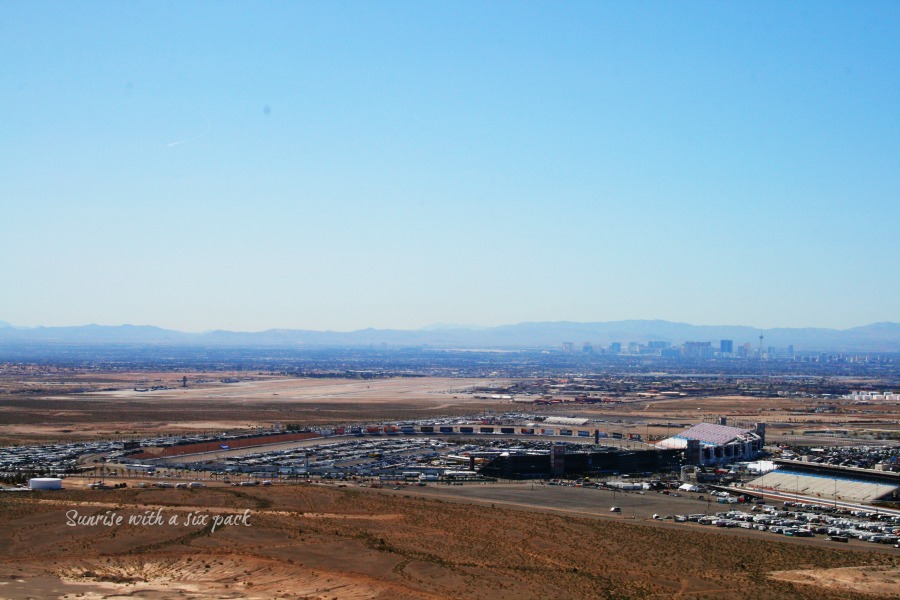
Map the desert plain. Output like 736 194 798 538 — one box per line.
2 371 900 598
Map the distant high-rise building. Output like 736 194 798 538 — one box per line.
648 341 670 349
610 342 622 354
582 342 593 353
720 340 733 355
561 342 575 353
683 341 713 358
628 342 642 354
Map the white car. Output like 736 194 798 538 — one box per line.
610 506 621 513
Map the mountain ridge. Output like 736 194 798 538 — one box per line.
0 320 897 352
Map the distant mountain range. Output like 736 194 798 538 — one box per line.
0 320 898 352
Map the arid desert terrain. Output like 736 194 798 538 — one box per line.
3 371 900 599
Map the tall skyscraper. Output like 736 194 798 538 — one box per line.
683 341 712 358
720 340 733 355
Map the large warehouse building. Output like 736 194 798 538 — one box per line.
656 422 765 466
478 446 681 479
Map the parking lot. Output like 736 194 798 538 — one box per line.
367 481 900 552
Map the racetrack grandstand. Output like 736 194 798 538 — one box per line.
747 469 900 504
656 422 764 466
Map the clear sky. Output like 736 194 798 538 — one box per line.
1 2 898 332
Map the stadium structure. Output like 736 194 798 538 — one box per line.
747 458 900 504
656 421 765 466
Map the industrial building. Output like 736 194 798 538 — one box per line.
540 416 590 427
656 421 765 466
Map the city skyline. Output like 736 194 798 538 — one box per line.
2 3 898 332
1 318 897 353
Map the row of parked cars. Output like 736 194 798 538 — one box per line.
674 502 900 547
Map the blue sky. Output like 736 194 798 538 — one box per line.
1 2 897 332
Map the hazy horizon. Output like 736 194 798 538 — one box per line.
2 3 897 332
1 317 896 335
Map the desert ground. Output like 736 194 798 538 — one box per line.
535 394 900 444
4 371 900 447
2 482 899 600
3 372 900 598
0 374 503 445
